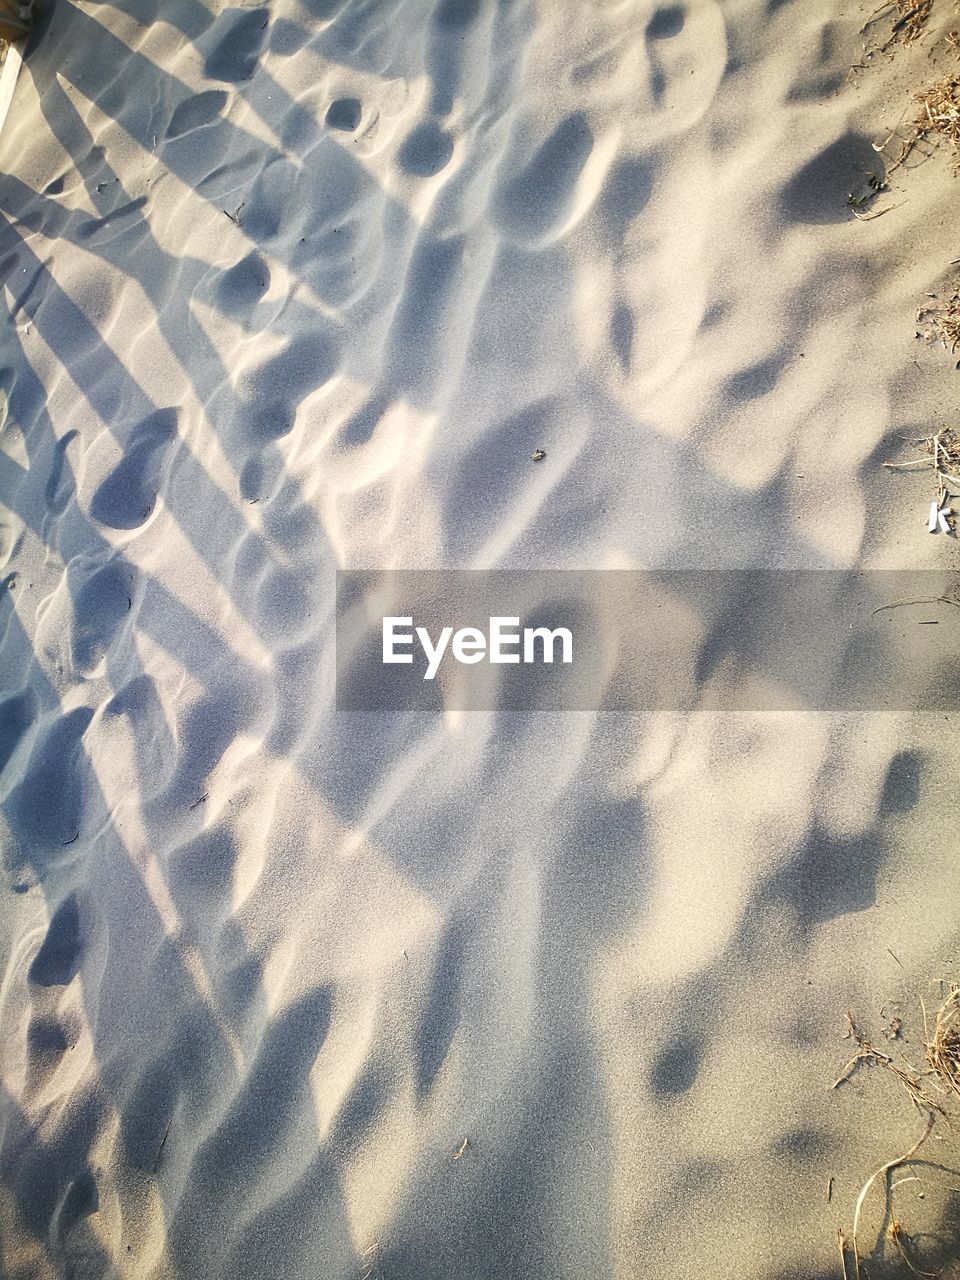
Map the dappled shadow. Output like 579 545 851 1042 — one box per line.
0 0 942 1277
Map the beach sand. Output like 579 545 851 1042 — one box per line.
1 0 960 1276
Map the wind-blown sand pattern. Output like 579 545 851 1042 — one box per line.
1 0 960 1276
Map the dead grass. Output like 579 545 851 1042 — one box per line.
884 423 960 477
916 281 960 358
926 984 960 1101
892 0 936 43
867 83 960 195
833 1011 949 1119
915 74 960 166
834 987 960 1279
859 0 936 51
877 295 960 534
882 424 960 529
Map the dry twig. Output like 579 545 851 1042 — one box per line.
839 1225 851 1280
889 1218 941 1277
837 988 960 1279
883 426 960 514
833 1013 948 1117
851 1114 936 1279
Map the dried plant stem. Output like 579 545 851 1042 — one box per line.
927 985 960 1101
890 1219 940 1278
851 1114 935 1280
872 594 960 615
839 1226 851 1280
832 1014 948 1116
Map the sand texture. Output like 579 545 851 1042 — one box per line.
1 0 960 1276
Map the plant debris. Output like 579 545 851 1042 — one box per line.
883 426 960 526
915 74 960 167
926 984 960 1101
890 0 936 44
846 168 897 219
856 0 936 64
927 495 954 533
833 1012 947 1117
916 281 960 357
842 1113 937 1280
860 76 960 197
888 1218 940 1277
872 581 960 614
835 988 960 1280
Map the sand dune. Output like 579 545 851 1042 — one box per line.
1 0 960 1276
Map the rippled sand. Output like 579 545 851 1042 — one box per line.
1 0 959 1276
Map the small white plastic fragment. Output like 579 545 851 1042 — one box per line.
938 509 952 534
928 502 940 532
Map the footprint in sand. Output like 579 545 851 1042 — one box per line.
396 121 455 178
70 557 139 676
211 251 271 320
780 131 885 225
103 674 177 804
879 749 923 815
183 142 262 200
441 397 563 561
493 112 595 248
325 97 362 132
43 429 80 519
0 687 36 779
231 331 342 447
90 407 177 531
76 197 149 248
427 0 486 116
166 90 230 141
225 526 321 648
119 1059 179 1174
647 4 686 41
238 451 285 504
54 1169 99 1250
414 917 468 1099
241 156 299 246
610 301 634 373
167 986 333 1272
28 894 85 988
166 827 239 930
24 1009 82 1098
5 709 93 870
199 8 268 84
649 1030 706 1098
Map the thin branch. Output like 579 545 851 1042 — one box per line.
851 1114 935 1280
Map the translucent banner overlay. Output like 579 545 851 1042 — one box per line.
335 570 960 712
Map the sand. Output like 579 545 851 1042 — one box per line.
1 0 960 1276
